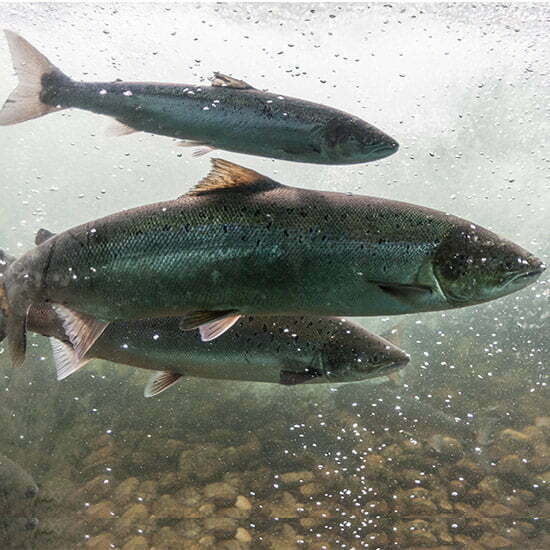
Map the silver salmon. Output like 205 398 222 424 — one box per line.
0 31 398 165
11 301 409 397
1 159 544 367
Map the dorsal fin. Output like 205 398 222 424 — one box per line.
186 158 281 196
35 228 56 246
210 72 255 90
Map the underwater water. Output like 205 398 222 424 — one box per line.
0 2 548 549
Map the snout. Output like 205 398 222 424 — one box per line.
371 136 399 160
528 256 546 277
389 348 410 371
515 256 546 285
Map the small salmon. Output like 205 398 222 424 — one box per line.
0 31 398 165
12 302 409 397
1 159 544 368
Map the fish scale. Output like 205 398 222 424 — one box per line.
36 178 447 322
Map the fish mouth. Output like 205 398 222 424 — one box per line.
370 139 399 160
505 262 546 288
361 352 410 378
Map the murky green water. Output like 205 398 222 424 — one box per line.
0 3 548 549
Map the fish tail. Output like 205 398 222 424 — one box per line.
0 30 69 125
6 310 28 368
1 249 34 367
0 249 16 343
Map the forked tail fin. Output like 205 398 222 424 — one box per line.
0 249 16 343
0 30 67 125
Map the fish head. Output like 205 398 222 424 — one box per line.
433 224 545 306
320 331 410 383
321 116 399 164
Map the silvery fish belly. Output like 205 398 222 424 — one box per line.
2 159 544 367
0 31 398 165
22 304 409 397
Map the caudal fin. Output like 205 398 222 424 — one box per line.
0 249 16 343
0 30 66 125
6 312 27 368
1 249 33 367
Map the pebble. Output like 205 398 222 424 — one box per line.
235 527 252 543
85 533 115 550
121 535 149 550
204 481 238 506
280 471 314 486
203 516 238 538
235 495 252 511
113 477 140 506
86 501 116 520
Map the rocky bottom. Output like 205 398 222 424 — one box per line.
0 320 548 550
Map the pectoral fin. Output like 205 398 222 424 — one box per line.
377 283 433 304
144 371 183 398
54 306 109 361
179 309 241 342
282 144 321 156
210 72 255 90
279 368 322 386
199 314 241 342
49 338 91 381
106 119 139 137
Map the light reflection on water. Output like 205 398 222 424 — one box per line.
0 3 548 549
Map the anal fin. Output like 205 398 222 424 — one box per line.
192 146 216 158
54 305 109 361
177 140 216 158
49 338 91 380
280 368 322 386
377 283 433 304
144 371 183 398
179 309 241 342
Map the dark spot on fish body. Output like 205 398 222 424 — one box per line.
260 104 274 119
